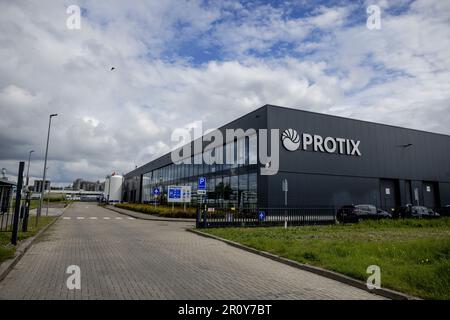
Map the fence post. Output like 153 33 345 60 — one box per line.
196 206 201 228
333 206 336 224
22 192 31 232
203 209 207 228
11 161 24 245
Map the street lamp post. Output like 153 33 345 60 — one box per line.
36 114 58 227
25 150 34 188
106 175 111 203
46 166 50 216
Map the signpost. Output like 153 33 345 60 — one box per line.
168 186 192 203
282 179 288 229
168 186 192 212
197 176 207 205
11 162 24 245
152 187 161 208
198 177 207 227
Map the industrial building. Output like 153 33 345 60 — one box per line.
123 105 450 211
33 180 50 193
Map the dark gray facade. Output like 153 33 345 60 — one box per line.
124 104 450 209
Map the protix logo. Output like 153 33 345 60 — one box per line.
281 129 361 156
281 129 301 151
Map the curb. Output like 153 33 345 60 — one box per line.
186 228 420 301
104 205 196 223
0 203 70 283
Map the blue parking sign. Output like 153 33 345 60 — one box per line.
198 177 206 190
169 188 181 199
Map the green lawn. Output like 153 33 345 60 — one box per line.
0 216 57 263
202 218 450 300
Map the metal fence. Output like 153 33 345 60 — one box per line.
0 162 34 247
0 184 15 232
0 196 31 233
196 207 336 228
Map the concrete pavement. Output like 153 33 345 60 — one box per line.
0 202 384 300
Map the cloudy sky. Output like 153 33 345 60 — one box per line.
0 0 449 185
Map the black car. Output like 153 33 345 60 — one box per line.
395 205 440 219
337 204 392 223
411 206 440 219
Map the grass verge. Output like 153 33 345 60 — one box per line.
202 218 450 300
115 203 196 218
0 216 57 263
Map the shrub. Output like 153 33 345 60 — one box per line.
115 203 197 218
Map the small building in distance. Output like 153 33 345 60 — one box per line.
72 179 104 192
33 180 50 193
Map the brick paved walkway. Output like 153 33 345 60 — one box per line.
0 202 384 300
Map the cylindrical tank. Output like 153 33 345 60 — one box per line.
104 177 110 202
109 175 123 203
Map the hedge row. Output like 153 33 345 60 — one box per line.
115 203 197 218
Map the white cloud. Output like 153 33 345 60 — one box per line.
0 0 448 184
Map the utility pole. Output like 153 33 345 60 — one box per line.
46 166 49 216
36 113 57 227
25 150 34 187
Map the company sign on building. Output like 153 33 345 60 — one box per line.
281 128 361 156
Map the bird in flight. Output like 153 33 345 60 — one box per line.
111 67 115 71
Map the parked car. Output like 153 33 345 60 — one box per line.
376 208 393 218
337 204 392 223
410 206 440 219
394 204 439 219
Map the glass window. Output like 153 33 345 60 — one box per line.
186 163 193 178
142 172 152 203
248 172 257 204
230 175 238 205
237 138 245 165
239 173 248 207
224 143 231 170
249 134 257 165
204 152 211 174
222 176 230 202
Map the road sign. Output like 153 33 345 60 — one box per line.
153 187 161 196
168 186 192 203
258 210 266 221
197 189 206 195
198 177 206 190
168 187 181 200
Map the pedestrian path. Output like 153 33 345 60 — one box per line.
61 216 135 220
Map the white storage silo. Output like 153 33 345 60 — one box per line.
108 175 123 203
104 177 110 202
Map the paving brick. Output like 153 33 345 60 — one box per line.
0 202 384 300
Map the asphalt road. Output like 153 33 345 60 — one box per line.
0 202 384 300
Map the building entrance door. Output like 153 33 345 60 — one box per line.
380 179 400 210
423 182 439 208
